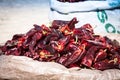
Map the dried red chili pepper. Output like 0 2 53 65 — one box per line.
51 36 70 52
63 43 86 67
26 28 37 37
81 24 94 34
33 24 42 32
39 50 53 61
66 42 78 52
68 63 79 68
81 46 99 68
56 53 70 65
59 18 78 36
93 58 119 70
94 49 107 62
73 27 94 40
51 20 69 29
68 17 78 30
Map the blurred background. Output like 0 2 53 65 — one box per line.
0 0 119 43
0 0 49 43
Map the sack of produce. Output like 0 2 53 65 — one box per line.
50 0 120 13
0 18 120 80
49 0 120 34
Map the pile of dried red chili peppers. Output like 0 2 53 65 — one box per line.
0 18 120 70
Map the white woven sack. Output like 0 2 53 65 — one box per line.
49 9 120 34
50 0 120 13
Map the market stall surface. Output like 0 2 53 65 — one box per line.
0 0 49 43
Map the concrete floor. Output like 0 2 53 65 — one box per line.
0 0 50 43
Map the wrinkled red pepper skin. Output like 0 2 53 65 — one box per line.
81 46 99 68
94 49 107 62
93 59 119 70
63 43 86 67
51 36 70 52
68 17 78 30
52 20 69 29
